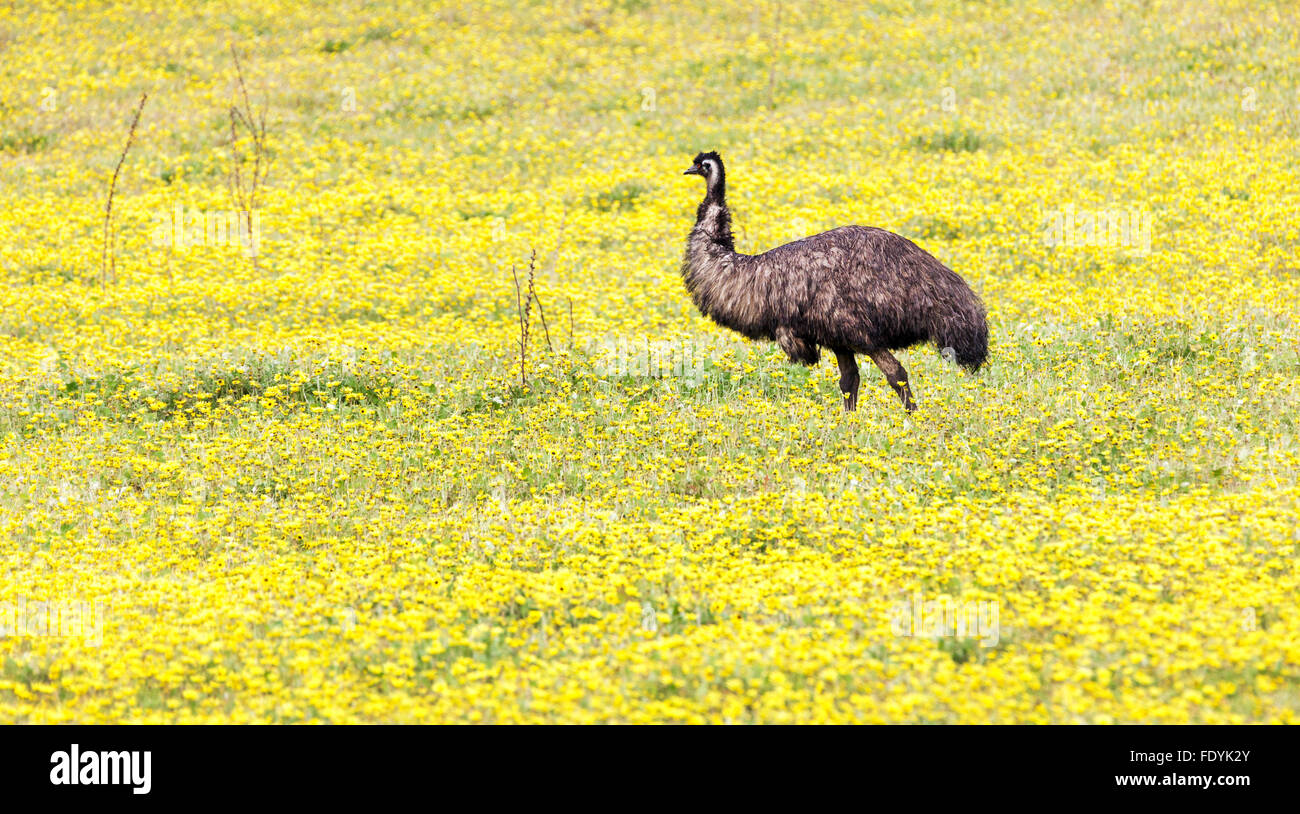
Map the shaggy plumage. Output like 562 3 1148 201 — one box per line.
680 151 988 412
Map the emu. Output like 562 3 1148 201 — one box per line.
680 151 988 412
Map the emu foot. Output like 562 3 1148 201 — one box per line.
894 381 917 412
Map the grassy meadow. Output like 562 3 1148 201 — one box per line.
1 0 1298 722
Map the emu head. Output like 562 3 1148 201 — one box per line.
683 151 725 196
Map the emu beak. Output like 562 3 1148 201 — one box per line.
683 165 703 176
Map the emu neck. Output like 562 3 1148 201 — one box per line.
682 180 770 337
691 185 734 252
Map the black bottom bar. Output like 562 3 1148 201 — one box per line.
1 724 1286 802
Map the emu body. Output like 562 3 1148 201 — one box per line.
681 152 988 411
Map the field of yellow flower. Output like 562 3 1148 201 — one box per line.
1 0 1298 723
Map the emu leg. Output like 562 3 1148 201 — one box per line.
867 349 917 412
775 326 820 366
833 349 860 412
